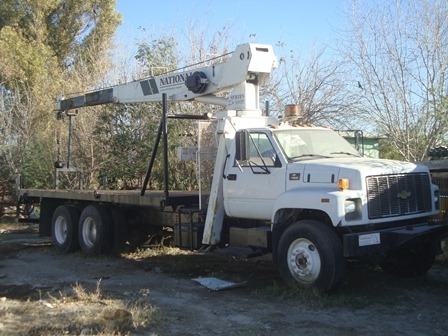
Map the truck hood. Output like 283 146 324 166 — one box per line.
290 157 428 188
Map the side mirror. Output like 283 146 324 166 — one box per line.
235 130 250 161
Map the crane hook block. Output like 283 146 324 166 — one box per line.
185 71 208 94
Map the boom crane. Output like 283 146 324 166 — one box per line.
16 42 448 293
57 43 277 113
56 43 278 246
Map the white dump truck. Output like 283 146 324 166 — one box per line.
16 43 448 292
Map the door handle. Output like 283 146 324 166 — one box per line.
227 174 237 181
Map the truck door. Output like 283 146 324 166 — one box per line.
223 130 286 220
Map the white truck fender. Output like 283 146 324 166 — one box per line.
271 187 353 227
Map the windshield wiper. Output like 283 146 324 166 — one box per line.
330 151 361 157
289 154 330 160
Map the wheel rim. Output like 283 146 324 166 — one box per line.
287 238 321 285
82 217 97 248
54 215 68 244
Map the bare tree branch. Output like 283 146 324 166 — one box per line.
339 0 448 161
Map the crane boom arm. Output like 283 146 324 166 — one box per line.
57 43 277 112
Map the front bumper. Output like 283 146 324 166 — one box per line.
343 220 448 258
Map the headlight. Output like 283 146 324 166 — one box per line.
344 200 356 213
344 198 362 221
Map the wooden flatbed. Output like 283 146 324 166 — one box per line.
17 188 201 209
16 188 206 249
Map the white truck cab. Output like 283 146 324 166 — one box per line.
211 121 446 292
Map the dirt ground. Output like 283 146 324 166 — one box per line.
1 220 448 336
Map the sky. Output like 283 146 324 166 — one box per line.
115 0 348 55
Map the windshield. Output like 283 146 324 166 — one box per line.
273 128 361 161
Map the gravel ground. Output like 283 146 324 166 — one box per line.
0 223 448 335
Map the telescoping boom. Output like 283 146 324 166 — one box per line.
57 43 277 112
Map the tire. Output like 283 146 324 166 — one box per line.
108 207 128 254
78 205 113 255
277 220 345 293
51 205 80 253
380 243 437 277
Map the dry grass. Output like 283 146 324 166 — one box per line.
0 218 37 234
0 280 159 335
123 245 195 260
71 280 103 303
126 298 160 329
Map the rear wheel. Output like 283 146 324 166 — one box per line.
78 205 113 255
51 205 80 253
380 243 437 277
277 220 345 293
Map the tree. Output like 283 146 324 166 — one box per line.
94 35 195 190
265 42 359 129
94 103 156 189
92 29 234 191
339 0 448 161
0 82 55 188
0 0 121 188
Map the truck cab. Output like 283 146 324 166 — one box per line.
224 125 363 221
225 123 439 225
218 123 446 292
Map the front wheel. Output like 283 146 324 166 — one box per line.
277 220 345 293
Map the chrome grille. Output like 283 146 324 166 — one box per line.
367 173 432 219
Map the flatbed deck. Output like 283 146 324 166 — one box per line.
17 188 202 209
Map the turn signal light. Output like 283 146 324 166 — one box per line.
338 178 349 190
